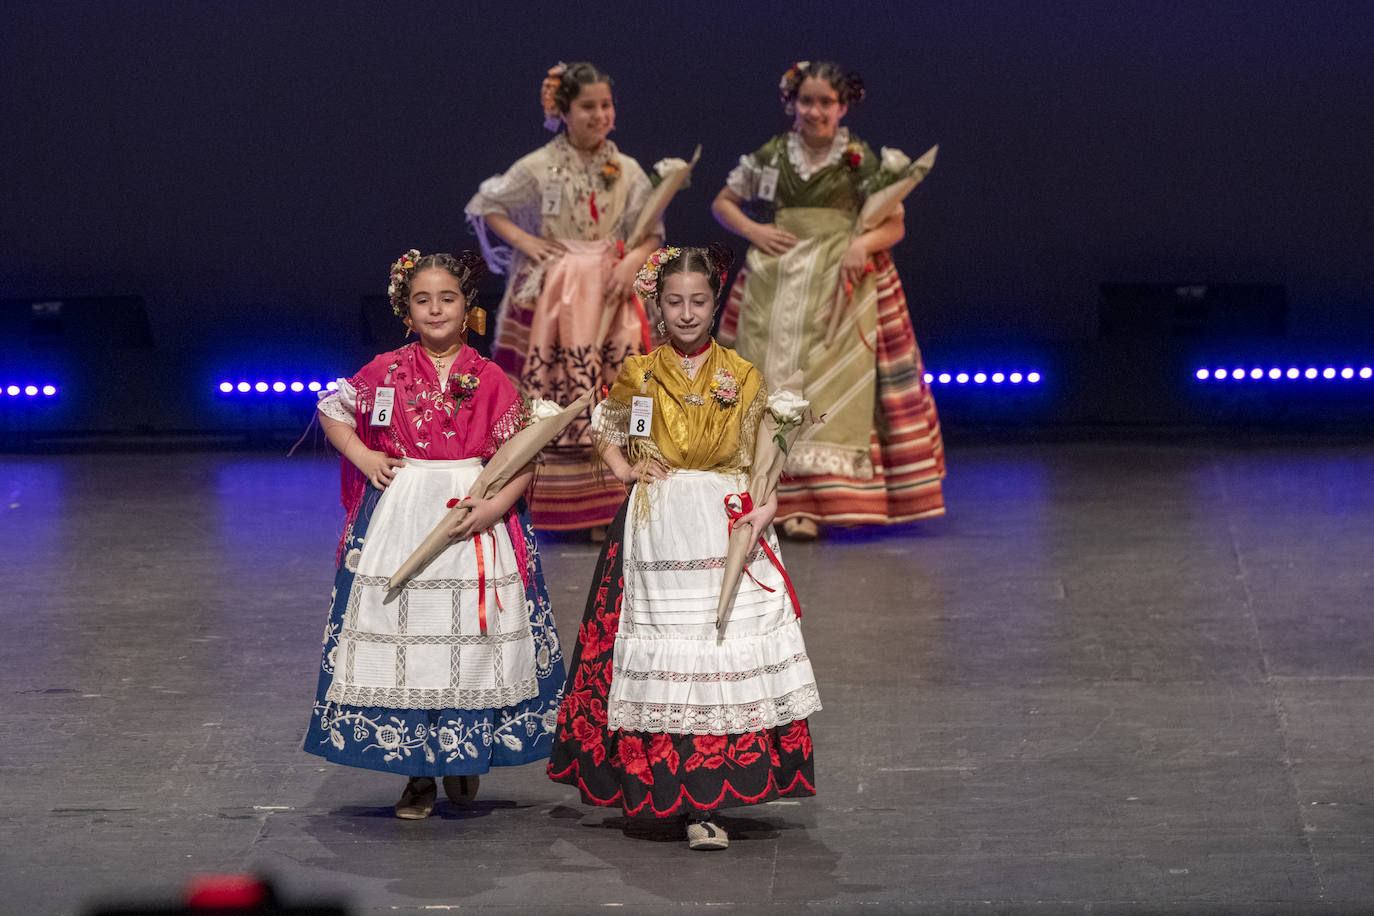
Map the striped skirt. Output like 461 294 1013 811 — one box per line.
719 250 945 526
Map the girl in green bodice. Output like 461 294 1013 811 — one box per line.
712 60 946 540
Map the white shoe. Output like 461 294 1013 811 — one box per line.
686 819 729 851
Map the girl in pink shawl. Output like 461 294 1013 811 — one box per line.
303 250 565 820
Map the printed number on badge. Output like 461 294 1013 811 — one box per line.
629 396 653 437
541 181 562 216
757 166 780 202
370 387 395 427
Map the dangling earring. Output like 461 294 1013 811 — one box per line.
656 320 666 335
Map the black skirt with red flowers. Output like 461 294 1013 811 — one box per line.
546 499 816 818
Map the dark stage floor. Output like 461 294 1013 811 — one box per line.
3 441 1372 914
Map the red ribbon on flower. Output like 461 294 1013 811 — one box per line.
723 493 802 618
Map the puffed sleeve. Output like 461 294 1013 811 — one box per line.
317 378 358 426
725 153 763 200
464 154 543 276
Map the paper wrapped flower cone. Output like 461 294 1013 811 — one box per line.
387 389 594 590
824 144 938 346
598 146 703 348
627 145 701 250
716 370 817 630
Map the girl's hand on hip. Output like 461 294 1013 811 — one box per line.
749 224 799 256
521 235 567 265
622 457 670 486
360 450 404 490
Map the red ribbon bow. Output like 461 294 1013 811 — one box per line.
446 497 502 635
723 492 801 619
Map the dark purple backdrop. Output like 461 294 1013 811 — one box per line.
3 1 1373 429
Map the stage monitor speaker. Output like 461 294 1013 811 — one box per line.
0 296 154 349
1098 283 1285 340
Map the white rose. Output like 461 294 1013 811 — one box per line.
528 398 563 422
654 157 688 177
767 389 809 424
880 146 912 174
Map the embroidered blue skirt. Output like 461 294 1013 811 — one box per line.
303 484 565 776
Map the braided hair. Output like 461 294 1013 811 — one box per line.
779 60 866 115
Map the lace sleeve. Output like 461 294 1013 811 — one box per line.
591 398 630 450
725 153 761 200
316 378 358 426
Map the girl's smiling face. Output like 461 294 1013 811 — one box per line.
562 81 615 149
659 269 715 354
792 76 848 146
404 267 468 352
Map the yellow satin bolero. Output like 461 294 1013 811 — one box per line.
601 342 766 472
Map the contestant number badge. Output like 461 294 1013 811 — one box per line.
540 181 563 216
370 387 396 427
629 396 654 438
757 166 780 202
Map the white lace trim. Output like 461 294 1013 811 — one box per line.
786 127 850 181
607 683 822 735
317 378 358 425
784 440 874 479
324 678 539 710
615 651 810 684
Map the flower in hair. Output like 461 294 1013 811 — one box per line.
388 248 422 316
633 246 682 300
541 62 567 132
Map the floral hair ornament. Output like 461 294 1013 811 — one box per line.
388 248 422 317
779 60 812 113
632 245 682 300
541 62 567 132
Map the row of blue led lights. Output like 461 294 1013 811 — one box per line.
1196 366 1374 382
1 384 59 397
218 371 1045 394
924 370 1042 385
218 380 339 394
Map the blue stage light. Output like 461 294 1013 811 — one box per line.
290 381 304 392
1009 372 1023 384
1322 368 1336 379
1305 368 1318 379
42 385 57 396
1027 372 1042 384
923 372 934 384
219 382 233 393
1341 367 1354 379
1362 368 1373 379
973 372 987 384
1268 368 1282 379
992 372 1005 383
937 373 951 384
326 381 339 391
955 373 970 384
308 381 323 391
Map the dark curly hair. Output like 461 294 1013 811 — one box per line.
779 60 865 115
553 61 614 113
389 251 487 319
658 243 735 305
